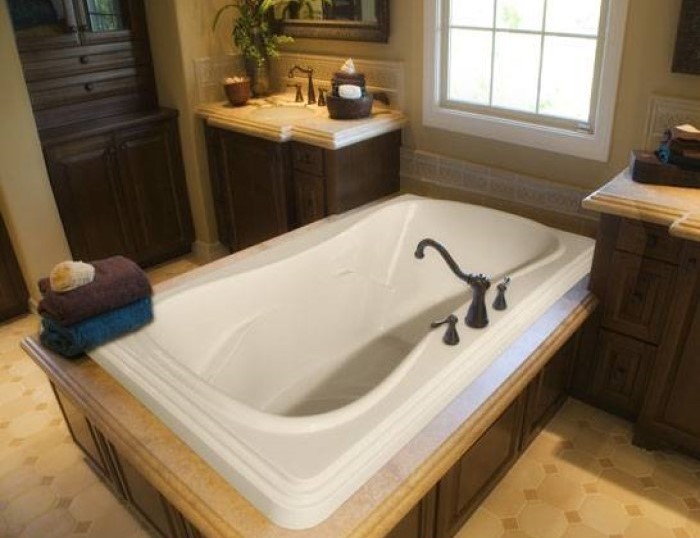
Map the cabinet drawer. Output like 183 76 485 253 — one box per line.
20 42 148 82
592 330 654 419
28 67 152 110
616 219 683 264
602 251 676 344
292 143 324 176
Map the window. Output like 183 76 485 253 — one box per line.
423 0 629 161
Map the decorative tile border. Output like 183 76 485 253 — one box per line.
644 95 700 150
401 149 595 221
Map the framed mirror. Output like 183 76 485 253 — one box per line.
278 0 389 43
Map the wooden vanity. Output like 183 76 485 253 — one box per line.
198 99 405 252
572 169 700 457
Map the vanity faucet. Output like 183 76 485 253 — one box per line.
415 238 492 329
288 65 316 105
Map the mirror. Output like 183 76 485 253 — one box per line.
278 0 389 43
83 0 127 32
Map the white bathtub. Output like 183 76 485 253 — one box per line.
91 195 594 529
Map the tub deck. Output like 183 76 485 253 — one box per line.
22 271 596 538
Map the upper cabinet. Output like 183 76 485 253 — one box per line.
10 0 146 52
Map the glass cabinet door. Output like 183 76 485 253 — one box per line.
75 0 145 44
9 0 81 51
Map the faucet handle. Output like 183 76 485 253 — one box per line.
318 88 327 107
430 315 460 346
492 276 511 311
287 83 304 103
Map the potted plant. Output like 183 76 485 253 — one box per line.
213 0 297 96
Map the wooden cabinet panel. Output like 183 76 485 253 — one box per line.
602 251 676 344
522 336 575 448
435 398 523 538
51 385 119 490
616 219 683 264
45 133 136 261
293 171 326 226
116 119 193 265
0 213 28 321
385 489 436 538
109 447 183 538
591 330 654 419
292 143 324 176
215 130 292 251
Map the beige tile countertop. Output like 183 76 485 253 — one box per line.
583 168 700 242
196 93 407 150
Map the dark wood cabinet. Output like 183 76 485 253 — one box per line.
43 111 193 266
0 213 29 322
206 128 401 252
636 242 700 456
578 213 700 456
385 489 436 538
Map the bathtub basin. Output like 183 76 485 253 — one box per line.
91 195 594 529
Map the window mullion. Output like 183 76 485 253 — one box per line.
535 0 549 114
488 0 498 107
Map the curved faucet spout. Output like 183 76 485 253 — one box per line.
415 238 474 284
415 238 492 329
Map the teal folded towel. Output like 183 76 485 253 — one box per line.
40 297 153 357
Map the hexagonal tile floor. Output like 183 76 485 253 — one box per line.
2 255 700 538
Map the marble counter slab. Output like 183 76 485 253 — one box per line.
196 94 407 150
583 168 700 242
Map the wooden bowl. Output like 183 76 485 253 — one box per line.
224 80 251 107
326 94 373 120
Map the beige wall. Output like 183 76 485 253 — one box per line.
145 0 231 250
285 0 700 190
0 2 71 301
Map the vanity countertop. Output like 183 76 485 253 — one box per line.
583 168 700 242
196 95 407 150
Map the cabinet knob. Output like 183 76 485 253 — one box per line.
84 83 94 92
79 55 89 64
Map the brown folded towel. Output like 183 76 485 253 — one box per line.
38 256 152 326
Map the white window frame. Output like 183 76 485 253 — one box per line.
423 0 629 162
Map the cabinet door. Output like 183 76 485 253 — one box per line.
45 134 136 261
385 489 436 538
51 384 124 496
74 0 147 45
521 337 576 448
0 213 28 321
116 118 194 266
638 246 700 456
591 330 654 419
215 129 292 251
293 171 326 226
10 0 81 52
602 251 676 344
108 445 186 538
435 398 523 538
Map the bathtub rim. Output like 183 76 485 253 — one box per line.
21 278 596 538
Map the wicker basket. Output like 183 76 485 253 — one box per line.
326 94 373 120
224 80 251 107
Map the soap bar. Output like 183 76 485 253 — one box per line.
338 84 362 99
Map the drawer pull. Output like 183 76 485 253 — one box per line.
84 83 94 92
79 55 90 64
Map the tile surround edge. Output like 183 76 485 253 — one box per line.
400 148 598 224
